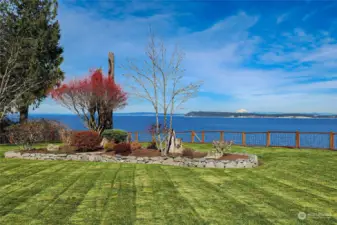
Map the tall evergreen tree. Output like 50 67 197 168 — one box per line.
3 0 64 122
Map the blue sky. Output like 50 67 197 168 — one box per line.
32 0 337 114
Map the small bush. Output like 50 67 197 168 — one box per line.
0 116 18 143
103 142 115 152
70 131 101 151
130 141 142 151
211 140 233 154
146 141 157 150
38 119 70 142
113 143 131 155
6 121 46 150
182 148 194 158
101 129 128 143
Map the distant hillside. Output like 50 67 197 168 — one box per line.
185 111 337 118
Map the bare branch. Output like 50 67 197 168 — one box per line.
121 28 203 155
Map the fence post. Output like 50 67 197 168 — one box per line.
135 132 139 142
201 131 205 143
220 131 224 142
191 131 195 143
296 131 300 148
242 132 246 146
127 132 132 143
266 131 271 147
330 132 334 150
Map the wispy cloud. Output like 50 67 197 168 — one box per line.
302 2 337 21
276 13 289 24
32 1 337 114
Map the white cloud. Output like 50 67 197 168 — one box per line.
277 13 289 24
34 2 337 114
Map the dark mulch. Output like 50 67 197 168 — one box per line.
130 149 161 157
191 151 208 158
216 154 248 160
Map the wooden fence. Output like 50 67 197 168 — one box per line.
128 130 337 150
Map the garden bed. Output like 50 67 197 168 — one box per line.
4 150 258 168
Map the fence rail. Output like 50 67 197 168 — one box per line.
1 129 336 150
128 130 337 150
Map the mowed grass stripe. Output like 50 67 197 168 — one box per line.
0 161 67 198
67 163 121 224
28 163 107 225
277 168 337 189
0 162 86 224
145 165 207 225
265 169 337 200
206 169 337 225
250 169 337 208
0 160 63 188
194 170 292 225
134 165 156 225
249 171 337 219
162 167 274 225
199 169 334 225
279 164 337 181
99 164 137 225
0 159 39 173
0 162 70 217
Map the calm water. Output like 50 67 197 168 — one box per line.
26 114 337 148
29 114 337 132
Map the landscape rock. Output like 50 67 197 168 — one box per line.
4 151 258 169
4 151 22 158
100 137 110 147
47 144 60 152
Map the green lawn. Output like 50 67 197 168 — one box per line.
0 143 337 224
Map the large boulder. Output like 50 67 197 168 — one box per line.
100 137 110 147
47 144 60 152
168 131 184 154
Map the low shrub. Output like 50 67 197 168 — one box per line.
103 142 115 152
113 143 131 155
0 116 18 144
130 141 142 151
70 131 101 151
182 148 194 158
5 121 45 150
146 141 157 150
210 140 233 157
38 119 70 142
101 129 128 143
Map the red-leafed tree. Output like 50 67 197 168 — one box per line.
50 69 127 134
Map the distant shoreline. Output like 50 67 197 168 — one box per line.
183 116 336 119
184 111 337 119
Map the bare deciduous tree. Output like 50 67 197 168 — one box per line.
50 69 127 135
121 30 202 155
0 35 43 121
0 0 46 121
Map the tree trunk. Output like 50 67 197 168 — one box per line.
19 105 29 123
97 52 115 131
88 105 96 130
106 52 114 130
107 110 113 129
